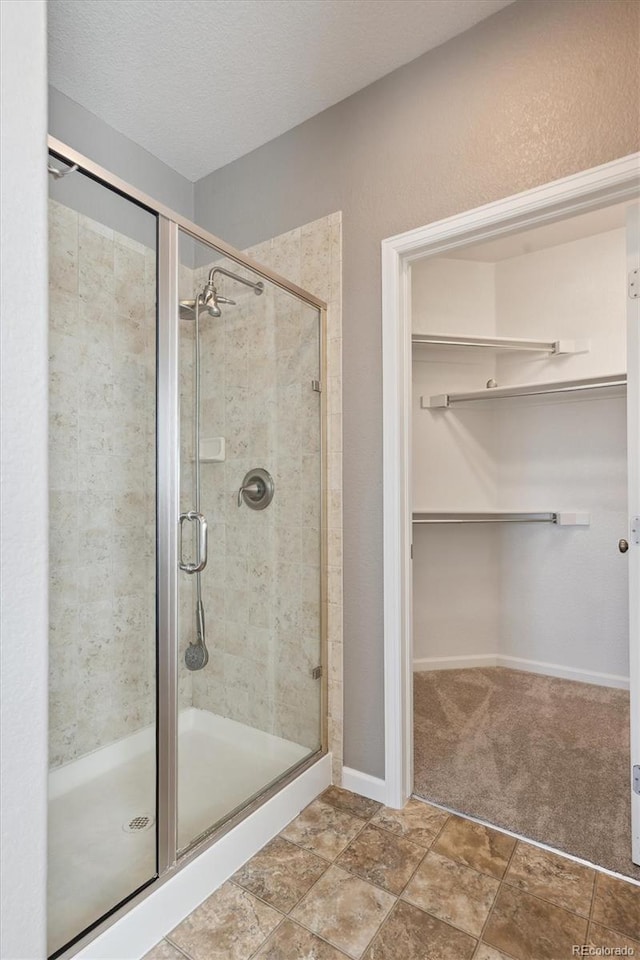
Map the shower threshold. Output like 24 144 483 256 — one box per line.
47 709 311 957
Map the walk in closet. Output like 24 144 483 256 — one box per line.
410 201 638 879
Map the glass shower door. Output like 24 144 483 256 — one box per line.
47 164 158 955
45 137 328 955
176 230 324 853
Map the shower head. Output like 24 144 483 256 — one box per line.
178 283 236 321
202 281 236 317
179 299 200 320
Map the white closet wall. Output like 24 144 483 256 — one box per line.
494 228 628 681
411 219 629 685
412 259 501 662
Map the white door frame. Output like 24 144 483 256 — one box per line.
381 153 640 813
627 202 640 865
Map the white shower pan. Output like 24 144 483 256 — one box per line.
47 709 309 956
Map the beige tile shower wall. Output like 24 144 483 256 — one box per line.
48 199 157 768
189 213 343 782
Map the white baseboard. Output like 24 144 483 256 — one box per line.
413 654 498 672
413 653 629 690
496 656 629 690
76 753 332 960
341 766 387 804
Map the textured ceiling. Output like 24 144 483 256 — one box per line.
48 0 513 181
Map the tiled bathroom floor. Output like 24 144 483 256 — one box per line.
145 787 640 960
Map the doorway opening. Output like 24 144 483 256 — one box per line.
381 155 640 881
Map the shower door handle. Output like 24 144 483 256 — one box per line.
179 511 208 573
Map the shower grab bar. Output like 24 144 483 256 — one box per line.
178 511 208 573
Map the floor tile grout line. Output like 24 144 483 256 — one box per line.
229 860 332 915
244 911 289 960
498 876 594 921
249 831 635 960
279 805 370 866
587 870 640 943
429 828 516 885
306 805 446 902
319 790 382 822
368 806 449 852
400 884 492 945
412 792 640 888
333 817 433 896
586 869 598 943
472 935 519 960
473 834 521 959
285 914 354 958
374 807 502 947
277 832 340 863
475 879 605 959
332 849 420 899
158 790 639 960
310 840 500 950
419 803 612 925
589 871 640 944
391 811 451 899
164 933 198 960
278 797 399 959
353 896 408 960
285 908 368 960
498 846 596 924
279 822 386 927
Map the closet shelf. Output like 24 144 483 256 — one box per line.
423 372 627 408
411 333 590 354
412 511 590 526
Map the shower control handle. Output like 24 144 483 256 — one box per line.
237 468 275 511
179 511 208 573
237 482 262 507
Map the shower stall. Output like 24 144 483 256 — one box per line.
47 138 327 957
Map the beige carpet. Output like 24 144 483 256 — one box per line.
413 667 640 881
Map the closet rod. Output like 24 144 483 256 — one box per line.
426 372 627 408
411 333 587 353
412 512 590 526
412 512 557 524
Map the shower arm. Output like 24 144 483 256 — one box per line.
207 266 264 295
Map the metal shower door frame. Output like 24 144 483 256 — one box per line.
47 135 329 951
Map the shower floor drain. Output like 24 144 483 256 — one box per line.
122 813 155 834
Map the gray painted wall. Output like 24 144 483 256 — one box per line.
48 86 194 250
193 0 640 778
